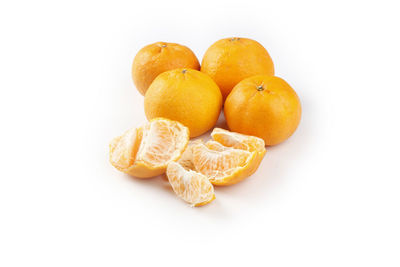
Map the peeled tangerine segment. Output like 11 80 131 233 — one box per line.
192 140 258 186
109 118 189 178
110 127 141 170
167 161 215 207
176 140 203 171
211 128 266 175
211 128 266 156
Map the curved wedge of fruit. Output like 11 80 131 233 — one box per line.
192 141 258 186
211 127 266 171
211 127 266 156
109 118 189 178
176 139 203 171
167 161 215 207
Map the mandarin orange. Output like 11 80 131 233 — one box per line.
144 68 222 137
224 75 301 146
132 42 200 95
201 37 274 99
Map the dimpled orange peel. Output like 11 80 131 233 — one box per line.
224 75 301 145
201 37 274 99
132 42 200 95
144 68 222 137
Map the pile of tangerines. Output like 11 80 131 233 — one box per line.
110 37 301 206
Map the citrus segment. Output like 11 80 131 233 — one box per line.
167 162 215 207
211 128 265 154
192 141 257 186
109 118 189 178
109 127 141 170
177 140 203 171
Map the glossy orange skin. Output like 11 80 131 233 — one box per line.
224 75 301 146
132 42 200 95
144 68 222 137
201 37 274 100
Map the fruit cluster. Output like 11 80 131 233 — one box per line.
110 38 302 206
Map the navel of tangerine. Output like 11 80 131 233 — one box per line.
182 69 187 74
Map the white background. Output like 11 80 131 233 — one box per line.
1 0 399 266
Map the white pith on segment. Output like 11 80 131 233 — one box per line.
177 140 202 171
167 162 214 206
204 140 229 151
211 128 265 152
136 119 188 167
192 141 252 181
110 127 139 169
110 119 189 170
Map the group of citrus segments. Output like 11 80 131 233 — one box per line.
109 118 266 207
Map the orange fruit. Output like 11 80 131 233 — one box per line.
166 161 215 207
201 37 274 99
132 42 200 95
224 75 301 146
144 68 222 137
109 118 189 178
191 140 259 186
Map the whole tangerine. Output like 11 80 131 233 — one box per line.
132 42 200 95
224 75 301 146
144 68 222 137
201 37 274 99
